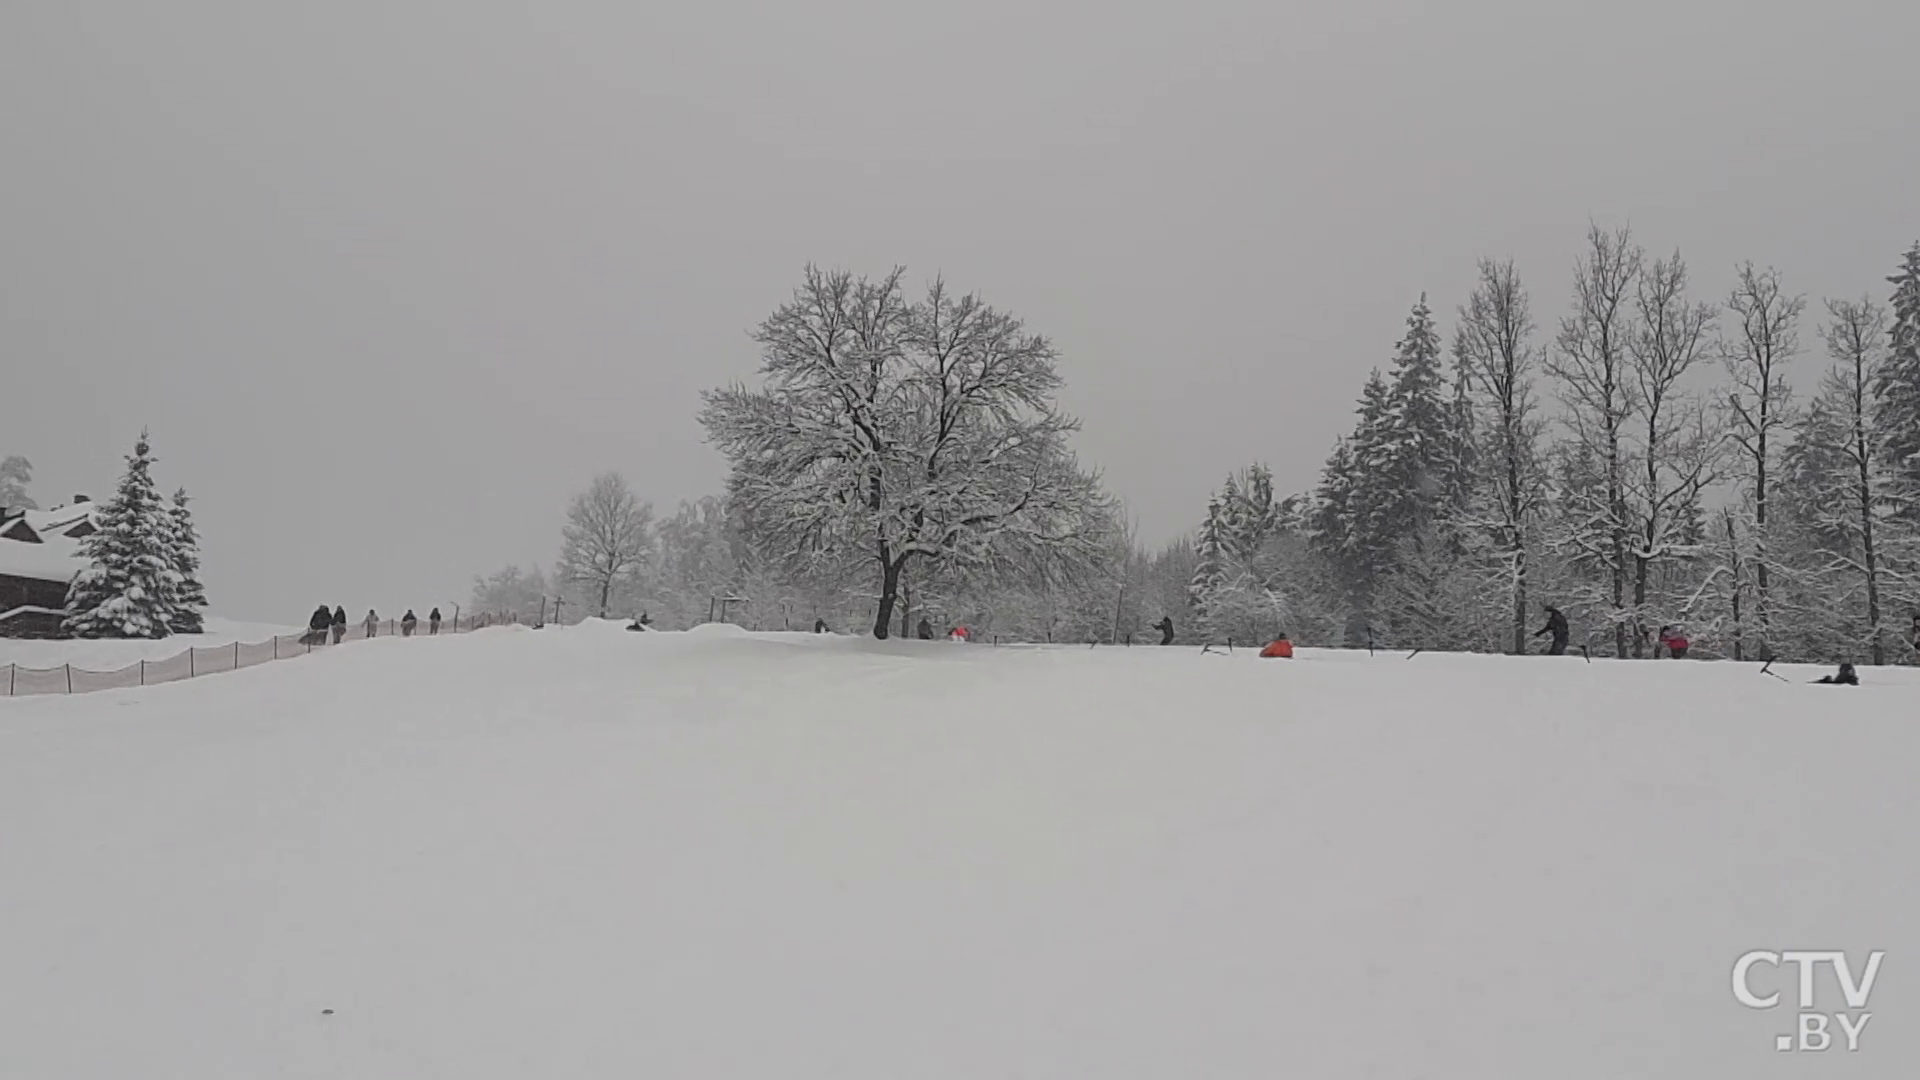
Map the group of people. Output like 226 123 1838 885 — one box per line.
303 604 444 645
1531 606 1693 659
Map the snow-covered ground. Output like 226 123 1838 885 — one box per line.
2 621 1914 1077
0 615 298 669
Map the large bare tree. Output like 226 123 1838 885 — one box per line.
1455 258 1545 654
1815 296 1892 664
1723 263 1803 658
1548 225 1642 656
559 472 654 617
702 267 1114 639
1624 250 1720 655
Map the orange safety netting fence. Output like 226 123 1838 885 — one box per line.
1 614 510 698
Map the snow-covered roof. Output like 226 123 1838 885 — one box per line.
0 503 98 584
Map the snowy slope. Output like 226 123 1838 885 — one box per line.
2 624 1915 1078
0 615 298 669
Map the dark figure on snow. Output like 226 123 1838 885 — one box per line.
814 617 828 634
364 609 379 638
916 617 934 640
1657 625 1689 660
429 608 442 635
331 605 348 645
401 609 418 637
1534 606 1569 656
1154 616 1176 646
305 605 332 646
627 612 651 632
1815 663 1859 686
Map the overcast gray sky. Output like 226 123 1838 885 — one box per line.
4 0 1916 622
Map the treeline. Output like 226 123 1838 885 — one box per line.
1193 232 1920 664
475 239 1920 664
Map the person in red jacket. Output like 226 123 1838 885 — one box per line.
1259 634 1294 659
1656 624 1689 659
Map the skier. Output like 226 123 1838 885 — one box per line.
1259 633 1294 659
813 617 828 634
1814 662 1859 686
1153 615 1176 646
1534 605 1570 656
364 609 379 639
305 605 332 646
916 617 934 640
331 605 348 646
1656 624 1689 660
429 607 442 635
401 609 418 637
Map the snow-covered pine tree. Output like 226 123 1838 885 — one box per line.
167 487 208 634
62 432 183 639
1872 242 1920 523
1383 295 1451 538
0 454 36 511
1189 494 1229 617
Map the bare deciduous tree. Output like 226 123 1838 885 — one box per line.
559 472 654 617
1625 250 1720 655
1455 257 1546 654
1818 296 1892 664
1723 263 1803 657
1548 224 1642 656
702 267 1114 639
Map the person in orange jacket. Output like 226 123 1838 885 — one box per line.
1259 633 1294 659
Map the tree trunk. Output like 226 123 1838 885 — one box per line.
1511 544 1529 656
599 577 611 619
1632 543 1650 659
1859 428 1884 666
873 550 899 639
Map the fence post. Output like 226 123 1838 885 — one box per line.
140 659 146 686
66 664 73 694
234 641 240 670
189 650 196 678
9 664 14 696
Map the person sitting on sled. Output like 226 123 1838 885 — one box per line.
1259 633 1294 659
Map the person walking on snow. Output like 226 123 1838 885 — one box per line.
401 610 418 637
1534 605 1569 656
814 617 828 634
1154 615 1176 646
364 609 379 638
1656 624 1689 659
306 605 332 646
916 617 933 640
429 607 442 635
330 605 347 645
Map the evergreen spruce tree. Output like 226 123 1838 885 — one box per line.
168 487 208 634
1188 494 1230 615
1873 242 1920 519
62 432 183 639
1383 295 1452 534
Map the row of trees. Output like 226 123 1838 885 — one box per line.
56 433 209 638
1193 233 1920 664
478 242 1920 665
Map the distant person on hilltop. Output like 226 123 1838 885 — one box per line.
916 617 933 640
1656 625 1689 659
429 608 442 635
627 612 652 632
364 609 379 639
331 606 347 646
1154 615 1176 646
814 617 828 634
401 610 418 637
1815 662 1859 686
1534 606 1569 656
